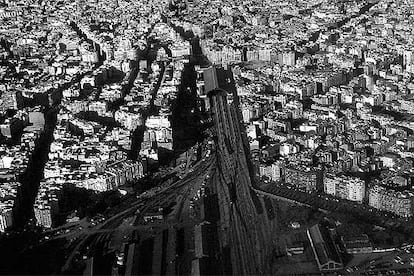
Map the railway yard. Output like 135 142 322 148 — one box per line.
33 68 281 275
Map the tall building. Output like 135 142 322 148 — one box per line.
403 49 414 73
285 166 324 193
368 185 414 218
285 101 303 119
34 204 53 228
0 206 13 232
259 161 284 181
324 175 365 203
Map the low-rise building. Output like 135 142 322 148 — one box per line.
341 235 373 255
307 224 343 272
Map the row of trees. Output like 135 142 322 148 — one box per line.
264 182 414 248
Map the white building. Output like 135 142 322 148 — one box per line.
0 205 13 232
324 175 365 203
